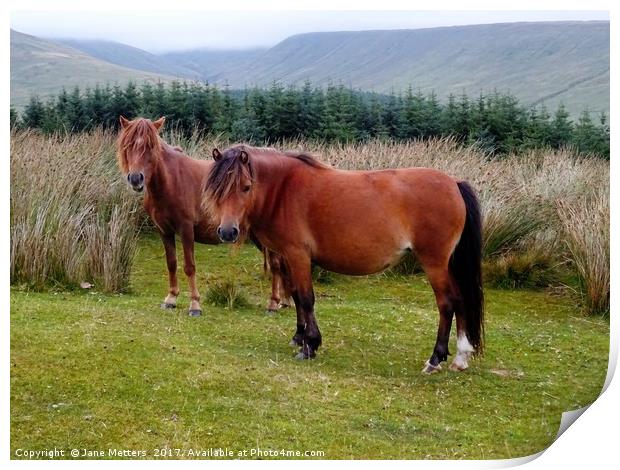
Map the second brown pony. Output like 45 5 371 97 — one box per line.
206 145 484 373
116 117 290 315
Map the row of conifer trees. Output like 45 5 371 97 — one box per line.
11 80 610 158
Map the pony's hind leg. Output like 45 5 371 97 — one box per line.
449 307 475 371
421 263 457 374
160 232 179 309
278 254 294 308
265 251 284 312
265 251 294 312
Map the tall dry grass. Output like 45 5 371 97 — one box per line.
11 130 140 292
11 131 609 314
557 189 610 316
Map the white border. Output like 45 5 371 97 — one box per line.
3 0 616 468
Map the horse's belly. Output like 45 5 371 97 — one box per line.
313 243 411 276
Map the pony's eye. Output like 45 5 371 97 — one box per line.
242 185 251 193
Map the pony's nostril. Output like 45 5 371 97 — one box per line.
232 227 239 239
217 227 223 238
127 173 144 187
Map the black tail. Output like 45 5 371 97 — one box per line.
450 181 485 355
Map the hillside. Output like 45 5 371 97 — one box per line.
160 48 266 81
209 21 609 115
11 21 609 115
56 38 200 79
10 30 174 108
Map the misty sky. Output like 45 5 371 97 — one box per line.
11 10 609 53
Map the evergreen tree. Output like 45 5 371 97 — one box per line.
401 86 425 139
22 96 46 128
10 107 19 129
123 82 141 119
65 86 86 131
366 93 388 138
213 83 237 136
13 81 609 159
550 104 573 150
84 85 108 128
440 94 459 138
383 91 404 138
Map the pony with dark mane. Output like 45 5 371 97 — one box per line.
116 117 291 316
205 144 484 373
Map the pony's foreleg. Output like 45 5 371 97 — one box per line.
160 232 179 309
422 264 456 374
180 228 202 317
285 251 321 358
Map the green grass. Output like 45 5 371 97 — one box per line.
11 235 609 459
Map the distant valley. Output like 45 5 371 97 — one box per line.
11 21 609 116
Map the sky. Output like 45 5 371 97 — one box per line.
10 10 610 53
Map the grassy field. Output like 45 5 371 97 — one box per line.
10 235 609 460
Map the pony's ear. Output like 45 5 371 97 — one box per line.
212 148 223 161
119 115 130 129
239 150 249 164
153 117 165 131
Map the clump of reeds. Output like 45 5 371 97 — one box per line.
557 188 609 316
205 279 250 309
10 130 141 292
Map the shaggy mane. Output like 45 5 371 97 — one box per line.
116 118 162 173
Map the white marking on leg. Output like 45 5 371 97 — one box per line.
451 333 474 371
164 293 177 306
189 299 201 311
422 360 442 374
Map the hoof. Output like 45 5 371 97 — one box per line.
161 303 176 309
449 360 469 372
294 344 316 360
295 351 314 360
422 361 442 374
265 308 278 315
188 309 202 317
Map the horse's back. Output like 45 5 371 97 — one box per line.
301 166 464 225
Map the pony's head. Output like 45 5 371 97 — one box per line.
117 116 165 192
205 145 254 243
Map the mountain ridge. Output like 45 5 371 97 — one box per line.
11 21 610 115
10 30 175 108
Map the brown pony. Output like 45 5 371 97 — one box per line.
116 117 291 316
205 145 484 373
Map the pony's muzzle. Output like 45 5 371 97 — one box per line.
127 172 144 192
217 225 239 243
